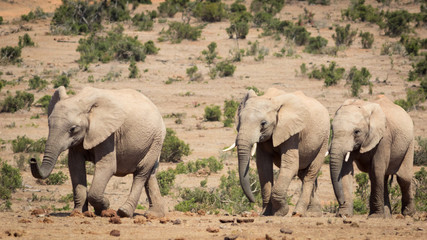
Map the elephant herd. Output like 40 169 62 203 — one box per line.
30 86 416 219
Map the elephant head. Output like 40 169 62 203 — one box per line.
329 99 386 206
30 86 125 179
234 89 308 202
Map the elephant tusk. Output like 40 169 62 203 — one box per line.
251 143 257 157
344 152 350 162
223 142 236 152
325 151 329 157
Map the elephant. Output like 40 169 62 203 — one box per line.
329 96 415 218
225 88 330 216
30 86 166 218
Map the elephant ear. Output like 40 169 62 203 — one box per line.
48 86 68 117
83 95 126 150
360 102 386 153
272 93 309 147
236 90 257 131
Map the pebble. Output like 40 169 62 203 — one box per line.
280 228 293 234
83 211 96 218
173 219 182 225
159 217 170 224
206 226 220 233
110 229 120 237
351 222 360 228
237 218 254 223
109 216 121 224
101 209 117 217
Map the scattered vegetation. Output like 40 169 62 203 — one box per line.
1 91 34 113
35 95 52 113
186 66 202 82
0 160 22 211
201 42 218 66
159 22 204 43
246 86 264 96
11 136 46 153
175 157 223 175
353 172 369 214
18 34 35 48
304 36 328 54
193 0 227 22
157 168 176 196
308 61 345 87
0 46 22 65
347 66 372 97
46 171 68 185
223 99 239 127
204 105 222 121
132 10 157 31
128 60 140 78
359 31 374 49
160 128 191 163
226 2 252 39
384 10 413 37
332 24 357 47
414 167 427 212
28 75 48 90
52 73 70 88
415 137 427 166
21 7 48 22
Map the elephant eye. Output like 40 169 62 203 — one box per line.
354 129 361 135
69 126 78 134
261 120 268 128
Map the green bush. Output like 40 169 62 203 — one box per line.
308 61 345 87
159 21 204 43
186 66 202 81
52 73 70 88
21 7 48 22
354 172 369 214
308 0 330 5
46 171 68 185
347 66 371 97
36 95 52 113
359 31 374 49
0 160 22 201
160 128 191 162
384 10 413 37
144 40 159 55
400 35 423 56
18 34 35 48
227 10 252 39
394 88 426 112
0 16 3 25
128 60 139 78
175 157 223 175
215 60 236 77
250 0 284 15
332 24 357 47
202 42 218 66
223 99 239 127
132 10 157 31
304 36 328 54
415 137 427 166
157 0 188 18
341 0 383 24
157 168 176 196
253 11 273 27
0 46 22 65
11 136 46 153
414 167 427 212
246 86 264 96
408 55 427 82
1 91 34 113
204 105 221 121
193 1 227 22
29 75 48 90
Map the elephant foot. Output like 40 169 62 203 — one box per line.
117 207 134 218
368 213 386 219
272 204 289 217
260 204 273 216
402 203 415 217
305 203 322 217
145 206 166 218
336 207 353 218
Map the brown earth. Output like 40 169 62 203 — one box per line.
0 0 426 239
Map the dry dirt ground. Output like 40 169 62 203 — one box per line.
0 0 427 239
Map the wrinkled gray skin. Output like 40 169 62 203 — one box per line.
330 96 415 218
30 86 166 218
234 88 329 216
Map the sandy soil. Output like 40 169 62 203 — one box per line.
0 0 426 239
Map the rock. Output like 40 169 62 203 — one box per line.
134 217 147 224
220 218 235 223
350 222 359 228
173 219 182 225
316 222 323 226
31 208 48 217
5 230 25 237
266 220 274 223
101 209 117 217
83 211 96 218
43 218 53 223
109 216 121 224
184 211 195 216
280 228 293 234
159 217 170 224
343 219 352 224
18 219 31 223
224 235 239 240
197 209 206 216
417 227 424 231
395 214 404 219
292 213 302 217
327 218 332 224
81 221 91 224
110 230 120 237
70 210 84 217
236 218 254 223
206 227 220 233
146 213 159 220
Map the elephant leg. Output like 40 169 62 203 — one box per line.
68 150 88 213
144 163 166 218
117 170 149 218
306 179 322 216
88 168 113 215
256 149 273 216
383 175 392 218
396 140 415 216
337 159 354 217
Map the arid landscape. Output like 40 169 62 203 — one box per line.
0 0 427 239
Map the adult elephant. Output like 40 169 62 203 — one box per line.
225 88 330 216
330 96 415 218
30 86 166 218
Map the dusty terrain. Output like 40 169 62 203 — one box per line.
0 0 426 239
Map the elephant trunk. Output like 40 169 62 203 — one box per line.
329 147 346 206
237 138 256 203
30 139 61 179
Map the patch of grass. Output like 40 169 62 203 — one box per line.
204 105 221 121
0 46 22 65
354 172 369 214
21 7 48 22
11 136 46 153
1 91 34 113
157 168 176 196
58 193 73 203
46 171 68 185
0 160 22 201
159 22 204 43
414 167 427 212
160 128 191 163
28 75 48 90
175 157 223 175
52 73 70 88
35 95 51 113
347 66 372 97
246 86 264 96
415 137 427 166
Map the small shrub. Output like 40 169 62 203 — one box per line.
308 61 345 87
414 167 427 212
384 10 413 37
1 91 34 113
0 46 22 65
359 31 374 49
0 160 22 201
408 56 427 82
204 105 221 121
21 7 48 22
36 95 52 113
223 99 239 127
160 128 191 162
347 66 371 97
332 24 357 47
159 22 204 43
157 0 188 18
0 16 3 25
175 157 223 174
380 41 406 56
215 61 236 77
415 137 427 166
394 88 426 112
246 86 264 96
354 172 369 214
193 1 227 22
144 40 159 55
132 11 157 31
341 0 383 24
11 136 46 153
201 42 218 66
304 36 328 54
128 60 139 78
157 168 176 196
52 73 70 88
28 75 48 90
186 66 202 81
46 171 68 185
227 10 252 39
18 33 35 48
250 0 284 15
